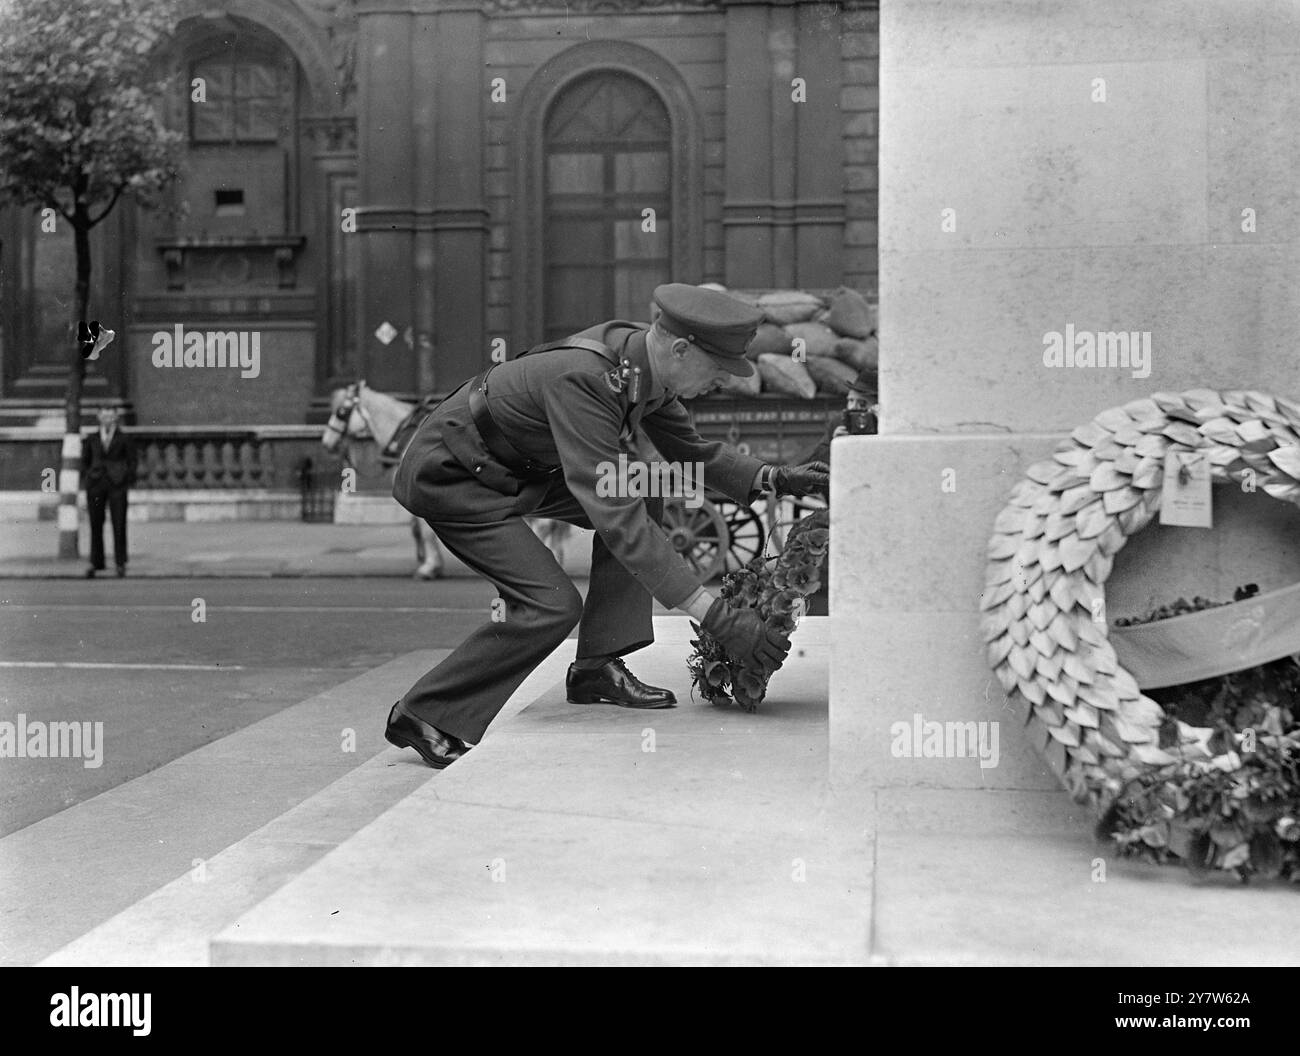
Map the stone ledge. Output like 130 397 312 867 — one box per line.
0 490 305 523
209 618 869 966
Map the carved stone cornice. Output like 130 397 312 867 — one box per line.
302 115 359 156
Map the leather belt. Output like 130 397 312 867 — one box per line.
467 373 558 479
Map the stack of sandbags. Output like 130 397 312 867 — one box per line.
823 286 875 339
694 284 878 398
745 322 794 361
756 353 816 399
804 355 860 395
820 286 878 381
757 290 823 326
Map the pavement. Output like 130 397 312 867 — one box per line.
0 519 590 579
14 613 1299 967
7 604 1300 965
14 619 860 967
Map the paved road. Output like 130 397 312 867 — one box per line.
0 577 506 836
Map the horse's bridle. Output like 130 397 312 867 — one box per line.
324 383 379 467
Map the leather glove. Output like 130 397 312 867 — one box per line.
771 461 830 499
701 597 791 676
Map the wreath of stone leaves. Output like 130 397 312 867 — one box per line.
980 389 1300 813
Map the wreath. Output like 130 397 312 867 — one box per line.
688 509 829 712
981 389 1300 880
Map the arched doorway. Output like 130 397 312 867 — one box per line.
542 72 673 340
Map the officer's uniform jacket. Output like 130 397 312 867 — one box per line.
394 321 765 609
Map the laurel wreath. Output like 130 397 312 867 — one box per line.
980 389 1300 814
688 509 829 712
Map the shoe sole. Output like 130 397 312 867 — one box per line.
384 728 455 769
566 695 676 709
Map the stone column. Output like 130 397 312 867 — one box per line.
793 1 846 287
422 0 488 392
723 0 775 287
355 0 487 396
355 0 417 394
830 0 1300 829
723 0 845 289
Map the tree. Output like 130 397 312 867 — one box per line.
0 0 182 558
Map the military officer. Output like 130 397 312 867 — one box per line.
387 283 830 768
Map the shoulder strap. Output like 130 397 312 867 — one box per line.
519 336 618 366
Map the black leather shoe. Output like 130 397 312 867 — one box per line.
115 566 126 578
567 658 677 709
384 701 469 769
85 567 98 579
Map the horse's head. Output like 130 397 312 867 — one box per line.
321 380 373 450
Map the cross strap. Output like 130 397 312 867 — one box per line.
468 370 559 478
519 337 618 365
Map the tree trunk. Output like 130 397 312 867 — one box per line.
57 198 92 560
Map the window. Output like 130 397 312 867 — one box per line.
543 73 672 339
190 56 284 144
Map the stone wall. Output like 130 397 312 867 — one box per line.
840 5 879 295
833 0 1300 818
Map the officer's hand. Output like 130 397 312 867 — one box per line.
771 461 830 499
701 597 791 676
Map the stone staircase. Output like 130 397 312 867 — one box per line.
13 618 870 967
10 613 1300 967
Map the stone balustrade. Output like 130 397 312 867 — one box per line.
0 425 336 494
134 433 274 490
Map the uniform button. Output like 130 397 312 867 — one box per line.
474 465 482 473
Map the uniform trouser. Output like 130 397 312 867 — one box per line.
87 487 128 570
400 475 663 744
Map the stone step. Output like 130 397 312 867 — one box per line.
3 650 436 966
0 489 302 523
27 646 573 968
208 617 867 966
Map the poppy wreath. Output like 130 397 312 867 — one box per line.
688 508 829 712
981 389 1300 818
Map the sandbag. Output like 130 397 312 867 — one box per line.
804 355 859 395
824 286 875 339
784 321 839 360
834 335 879 372
758 290 824 326
718 369 762 397
756 353 817 399
746 322 794 360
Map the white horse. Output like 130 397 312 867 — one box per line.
321 381 574 578
322 381 445 579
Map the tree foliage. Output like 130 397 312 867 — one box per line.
0 0 184 227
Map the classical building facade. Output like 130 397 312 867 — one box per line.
0 0 877 441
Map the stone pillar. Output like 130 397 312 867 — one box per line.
830 0 1300 826
723 0 844 289
423 1 488 392
793 1 846 287
355 0 487 396
355 0 417 394
723 1 774 287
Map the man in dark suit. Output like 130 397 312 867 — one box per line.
387 284 829 768
81 406 136 578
